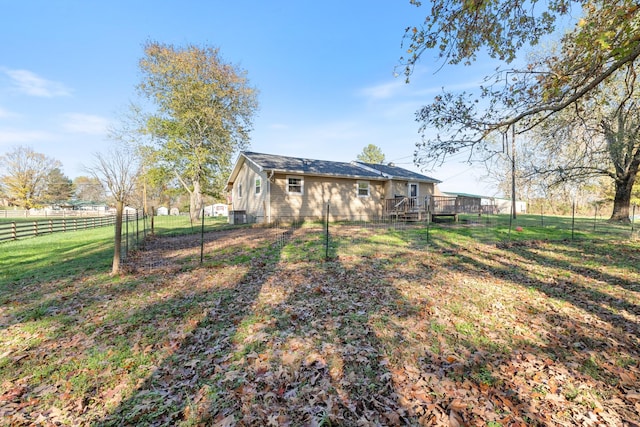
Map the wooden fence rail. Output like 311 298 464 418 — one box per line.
0 215 118 243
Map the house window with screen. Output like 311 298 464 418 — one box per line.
357 181 370 197
287 176 303 194
255 178 261 195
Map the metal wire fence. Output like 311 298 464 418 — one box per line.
262 206 639 262
119 203 639 268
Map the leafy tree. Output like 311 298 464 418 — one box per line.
518 65 640 222
357 144 386 164
43 168 74 205
86 143 140 275
137 41 258 221
73 176 107 203
0 146 61 209
405 1 640 221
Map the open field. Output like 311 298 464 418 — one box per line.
1 220 639 426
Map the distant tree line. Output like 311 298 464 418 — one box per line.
0 146 106 209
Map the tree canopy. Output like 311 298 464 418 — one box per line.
357 144 386 164
43 168 73 205
73 176 107 203
405 0 640 220
0 146 61 209
409 1 640 159
137 41 258 221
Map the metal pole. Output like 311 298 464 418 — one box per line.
200 207 205 264
136 210 139 248
571 201 576 241
125 212 129 258
325 203 330 260
511 125 517 220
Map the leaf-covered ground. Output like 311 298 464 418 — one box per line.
1 225 639 426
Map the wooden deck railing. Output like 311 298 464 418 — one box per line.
384 195 482 219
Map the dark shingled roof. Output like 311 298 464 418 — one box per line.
243 152 384 179
354 162 441 183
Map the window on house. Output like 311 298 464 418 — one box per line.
238 184 243 198
287 176 303 194
255 178 261 195
357 181 370 197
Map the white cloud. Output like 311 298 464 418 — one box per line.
61 113 109 134
2 68 72 97
358 79 407 100
0 107 19 119
268 123 289 130
0 128 53 144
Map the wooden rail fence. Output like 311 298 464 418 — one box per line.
0 215 117 242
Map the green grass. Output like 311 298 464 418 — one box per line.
0 226 114 286
151 215 233 236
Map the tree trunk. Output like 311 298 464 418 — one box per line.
112 200 123 275
190 180 203 222
610 171 637 222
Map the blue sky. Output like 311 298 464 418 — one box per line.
0 0 500 195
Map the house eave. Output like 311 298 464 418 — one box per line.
264 169 388 181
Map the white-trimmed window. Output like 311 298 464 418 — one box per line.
287 175 303 195
255 178 261 195
238 184 243 199
357 181 370 197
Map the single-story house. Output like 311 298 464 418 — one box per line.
225 151 443 223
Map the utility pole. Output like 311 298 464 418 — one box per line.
511 125 517 219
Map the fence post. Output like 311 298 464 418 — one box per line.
631 204 636 236
49 219 53 234
143 208 147 240
11 222 16 240
200 208 205 264
33 221 38 237
125 212 129 259
325 203 330 260
571 201 576 241
136 210 139 248
151 207 155 235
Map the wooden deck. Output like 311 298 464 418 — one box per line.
384 195 482 222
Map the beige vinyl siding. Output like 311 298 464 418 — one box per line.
231 160 268 222
418 182 436 197
270 174 384 221
385 180 436 199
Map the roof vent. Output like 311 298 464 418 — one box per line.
388 162 395 167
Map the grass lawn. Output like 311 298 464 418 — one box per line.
0 219 639 426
